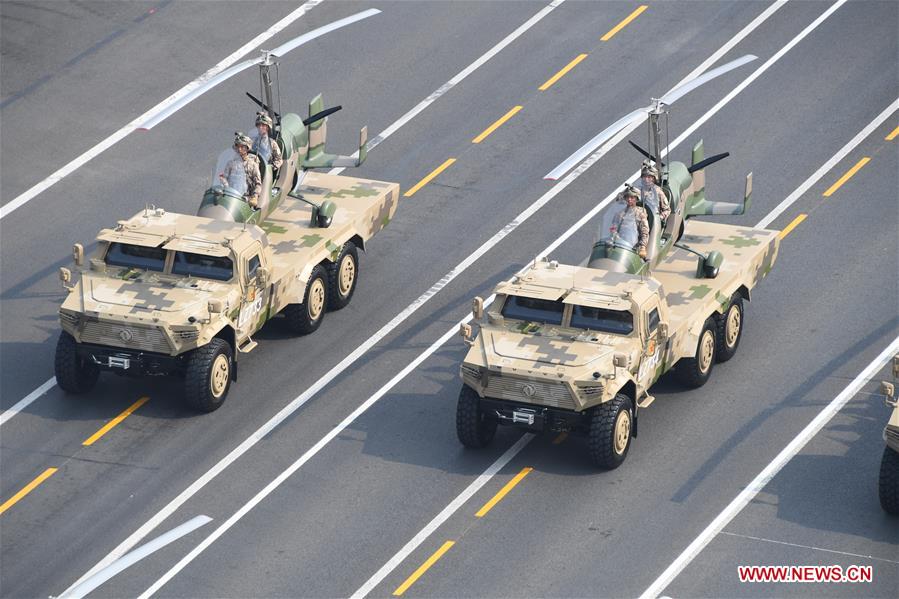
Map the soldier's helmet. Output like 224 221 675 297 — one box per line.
623 184 640 200
233 131 253 150
641 161 659 181
255 111 273 129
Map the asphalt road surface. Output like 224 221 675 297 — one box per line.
1 1 897 598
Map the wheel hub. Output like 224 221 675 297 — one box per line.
699 330 714 373
308 278 325 319
614 410 631 455
726 306 741 347
210 354 229 398
339 255 355 295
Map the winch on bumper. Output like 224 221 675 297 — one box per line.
478 396 590 433
75 342 185 376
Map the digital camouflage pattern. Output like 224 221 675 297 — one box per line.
460 217 780 414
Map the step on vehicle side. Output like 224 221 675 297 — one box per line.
54 11 400 412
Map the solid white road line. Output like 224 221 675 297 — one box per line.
757 97 899 228
57 3 566 594
0 0 324 221
62 515 212 599
3 0 567 428
0 376 55 426
639 337 899 599
138 2 821 593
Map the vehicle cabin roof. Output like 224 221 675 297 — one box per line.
496 260 659 310
96 209 264 256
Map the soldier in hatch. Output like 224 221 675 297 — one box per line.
252 111 283 170
636 161 670 223
609 185 649 259
220 132 262 208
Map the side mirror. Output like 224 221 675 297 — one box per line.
882 381 896 407
893 355 899 379
59 267 73 290
472 296 484 321
459 323 474 346
658 323 669 340
73 243 85 267
613 353 629 368
256 267 270 284
208 299 224 314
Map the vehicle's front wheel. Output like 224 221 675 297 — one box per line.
284 265 328 334
879 445 899 515
184 338 232 413
327 242 358 310
675 317 716 388
588 393 634 469
54 331 99 394
715 294 743 363
456 385 497 448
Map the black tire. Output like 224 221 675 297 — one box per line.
284 265 328 334
456 385 497 448
184 338 233 413
879 445 899 515
715 294 744 363
675 317 716 388
588 393 634 469
327 242 358 310
54 331 99 394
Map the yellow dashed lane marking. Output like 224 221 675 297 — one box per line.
404 158 456 197
472 106 523 143
393 540 455 596
601 5 648 41
779 213 807 239
885 126 899 141
475 467 533 518
823 156 869 197
0 468 58 516
539 53 588 91
83 396 149 446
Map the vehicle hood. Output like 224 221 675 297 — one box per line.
485 329 616 368
74 271 231 316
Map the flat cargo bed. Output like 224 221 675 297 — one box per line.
259 171 400 274
654 220 779 333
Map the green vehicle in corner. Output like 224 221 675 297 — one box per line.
878 355 899 515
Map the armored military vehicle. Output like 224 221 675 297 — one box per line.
54 11 400 412
878 356 899 514
456 57 781 468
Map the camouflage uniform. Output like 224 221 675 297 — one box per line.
611 201 649 253
223 134 262 207
636 179 671 222
252 134 283 169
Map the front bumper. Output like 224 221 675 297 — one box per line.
76 342 185 376
479 396 589 434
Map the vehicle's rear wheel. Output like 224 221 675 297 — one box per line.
54 331 100 394
676 317 716 388
588 393 633 469
284 265 328 334
456 385 497 448
327 242 358 310
879 445 899 515
715 294 743 363
184 338 232 413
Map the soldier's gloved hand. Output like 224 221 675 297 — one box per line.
638 247 647 259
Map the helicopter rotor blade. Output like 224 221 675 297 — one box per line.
303 105 342 126
628 140 665 166
137 9 380 131
246 92 281 119
687 151 729 173
544 107 648 180
658 54 757 106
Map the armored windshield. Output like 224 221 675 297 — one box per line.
105 242 166 272
570 305 634 335
501 295 564 326
172 252 233 281
600 200 639 250
212 148 247 196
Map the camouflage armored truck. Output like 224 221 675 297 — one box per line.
456 118 780 468
56 168 398 412
878 355 899 515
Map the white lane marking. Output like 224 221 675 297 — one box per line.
639 336 899 599
718 531 899 565
138 1 815 592
62 515 212 599
0 376 55 426
328 0 567 176
0 0 325 221
57 3 566 593
349 436 535 599
757 98 899 228
4 0 567 428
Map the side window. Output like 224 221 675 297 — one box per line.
647 307 660 335
247 255 260 281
